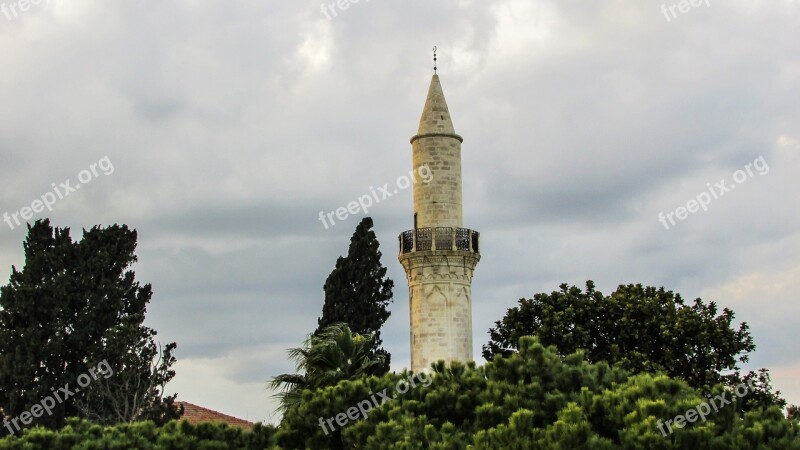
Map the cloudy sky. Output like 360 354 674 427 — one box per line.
1 0 798 423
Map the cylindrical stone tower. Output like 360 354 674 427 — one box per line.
398 74 480 373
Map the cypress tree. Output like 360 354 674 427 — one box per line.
316 217 393 374
0 219 179 430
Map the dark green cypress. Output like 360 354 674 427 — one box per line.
315 217 394 374
0 219 179 430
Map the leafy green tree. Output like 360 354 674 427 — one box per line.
270 323 386 414
276 337 800 449
482 281 783 411
316 217 393 374
0 220 179 430
788 405 800 421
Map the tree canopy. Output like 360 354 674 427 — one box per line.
0 219 179 430
275 337 800 449
4 340 798 448
482 281 785 411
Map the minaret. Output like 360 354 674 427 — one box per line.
398 57 480 373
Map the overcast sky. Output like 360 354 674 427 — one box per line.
1 0 798 423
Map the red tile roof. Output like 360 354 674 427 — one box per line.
177 401 255 430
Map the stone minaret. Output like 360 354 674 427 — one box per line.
398 73 480 372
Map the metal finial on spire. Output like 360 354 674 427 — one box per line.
433 46 438 74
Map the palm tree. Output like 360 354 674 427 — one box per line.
270 323 386 413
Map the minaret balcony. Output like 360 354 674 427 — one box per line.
398 227 480 255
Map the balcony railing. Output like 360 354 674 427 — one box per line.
399 227 479 255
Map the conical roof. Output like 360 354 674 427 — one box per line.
417 74 456 135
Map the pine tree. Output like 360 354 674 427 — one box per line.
315 217 393 374
0 219 179 430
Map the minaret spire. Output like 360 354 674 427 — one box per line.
433 46 438 74
415 73 457 136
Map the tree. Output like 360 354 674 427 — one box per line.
315 217 393 374
0 418 277 449
276 337 800 449
270 323 386 414
0 219 180 430
73 342 182 425
788 404 800 422
482 281 784 411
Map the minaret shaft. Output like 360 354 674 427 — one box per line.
412 136 463 229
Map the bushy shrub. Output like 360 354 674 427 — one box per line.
0 418 277 449
277 337 800 449
2 339 798 449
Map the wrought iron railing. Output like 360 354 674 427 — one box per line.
398 227 480 255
